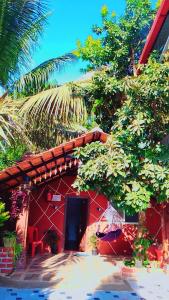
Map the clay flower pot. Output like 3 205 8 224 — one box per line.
3 236 16 247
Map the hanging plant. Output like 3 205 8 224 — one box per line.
10 189 28 219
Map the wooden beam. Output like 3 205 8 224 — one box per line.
37 166 78 187
40 156 49 171
51 151 55 158
98 131 101 140
29 161 40 175
16 166 29 179
4 171 20 184
31 158 75 182
82 136 86 146
62 147 67 165
92 131 96 142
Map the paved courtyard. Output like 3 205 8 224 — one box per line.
0 253 169 299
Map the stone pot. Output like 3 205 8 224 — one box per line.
92 248 98 255
135 260 142 268
50 243 57 254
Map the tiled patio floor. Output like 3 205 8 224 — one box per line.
0 288 141 300
5 253 131 290
1 253 169 299
126 269 169 300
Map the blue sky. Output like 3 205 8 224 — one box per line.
33 0 157 84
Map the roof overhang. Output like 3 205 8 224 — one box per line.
0 130 108 192
139 0 169 64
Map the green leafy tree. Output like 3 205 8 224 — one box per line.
79 71 124 132
75 0 154 76
73 59 169 214
74 0 156 132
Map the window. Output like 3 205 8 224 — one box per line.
112 202 139 224
125 212 139 224
116 209 138 224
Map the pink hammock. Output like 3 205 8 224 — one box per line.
96 203 123 242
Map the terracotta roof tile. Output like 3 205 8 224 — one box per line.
0 130 108 191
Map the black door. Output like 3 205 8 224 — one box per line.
64 197 88 251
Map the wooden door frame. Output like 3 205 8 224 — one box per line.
63 195 89 252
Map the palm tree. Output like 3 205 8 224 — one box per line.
0 97 18 149
0 0 48 90
18 83 88 149
0 1 87 150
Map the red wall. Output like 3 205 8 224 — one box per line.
28 175 162 256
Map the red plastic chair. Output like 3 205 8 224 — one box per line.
27 226 43 257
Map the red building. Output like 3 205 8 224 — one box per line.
139 0 169 64
0 1 169 270
0 130 164 261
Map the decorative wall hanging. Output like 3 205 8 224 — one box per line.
10 189 28 219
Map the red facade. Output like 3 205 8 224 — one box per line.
28 174 163 256
0 130 166 258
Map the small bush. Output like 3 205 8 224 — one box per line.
0 202 9 227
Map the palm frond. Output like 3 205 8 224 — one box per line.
52 123 87 146
13 53 76 95
26 121 87 150
19 84 87 125
0 0 47 87
0 98 18 148
0 97 31 150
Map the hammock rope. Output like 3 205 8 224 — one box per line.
96 203 123 242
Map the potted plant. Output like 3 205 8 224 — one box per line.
89 234 99 255
0 201 9 228
3 231 16 247
132 235 153 267
44 230 58 254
